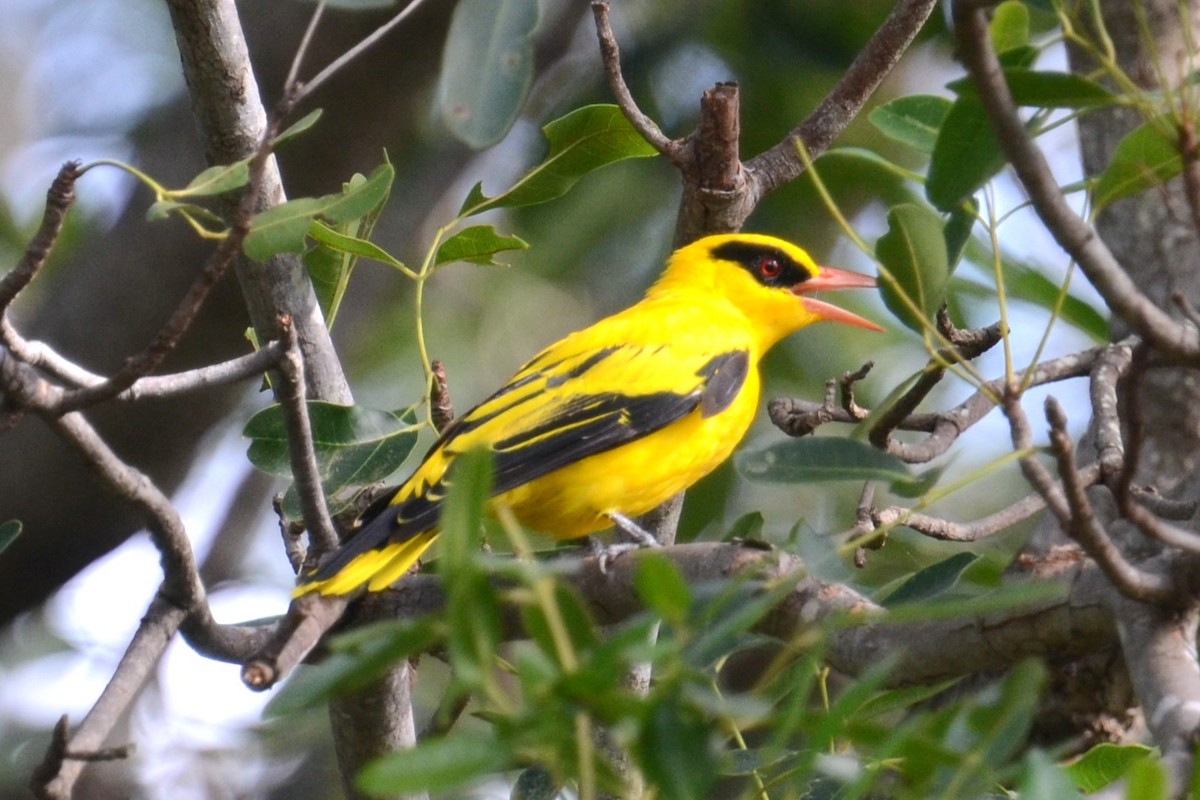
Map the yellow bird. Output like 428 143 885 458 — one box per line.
295 233 880 597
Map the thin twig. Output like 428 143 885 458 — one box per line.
291 0 433 106
1038 396 1176 603
838 362 874 419
1089 339 1135 478
430 359 455 433
772 345 1103 462
953 1 1200 360
0 161 79 314
590 2 681 160
242 591 351 691
33 595 187 800
1178 119 1200 238
285 0 325 91
48 408 205 606
871 464 1101 542
2 322 110 387
274 317 340 560
53 108 285 414
869 317 1003 451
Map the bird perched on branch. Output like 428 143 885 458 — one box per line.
295 233 880 597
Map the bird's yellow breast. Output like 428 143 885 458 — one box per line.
495 365 761 537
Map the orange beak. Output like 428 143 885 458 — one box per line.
792 266 884 332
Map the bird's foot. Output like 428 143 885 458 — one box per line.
607 511 662 548
584 512 661 574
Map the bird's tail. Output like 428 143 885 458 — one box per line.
291 529 440 597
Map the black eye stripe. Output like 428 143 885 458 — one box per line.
709 241 810 288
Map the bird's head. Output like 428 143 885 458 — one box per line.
654 233 882 349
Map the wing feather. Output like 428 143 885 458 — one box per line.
302 340 750 588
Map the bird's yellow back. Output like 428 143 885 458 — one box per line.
295 233 878 596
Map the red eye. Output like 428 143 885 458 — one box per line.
758 256 782 279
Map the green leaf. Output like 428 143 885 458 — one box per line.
1018 751 1086 800
272 108 323 146
944 198 977 269
737 437 926 495
638 691 717 800
1064 743 1154 792
0 520 22 556
1092 119 1182 210
926 97 1006 212
243 403 418 510
1123 753 1169 800
145 200 225 225
989 0 1029 53
881 552 980 607
175 162 250 198
303 244 345 322
439 448 493 573
439 448 501 690
460 104 659 216
308 220 406 269
357 731 511 796
244 197 329 259
966 659 1044 765
437 0 538 148
814 146 924 183
318 163 395 225
633 554 692 626
243 163 395 260
947 70 1114 109
264 619 439 716
998 44 1040 71
434 225 529 267
854 678 962 719
869 95 952 154
876 202 951 331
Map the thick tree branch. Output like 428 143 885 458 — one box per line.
1112 597 1200 797
953 1 1200 361
164 0 353 403
345 542 1117 687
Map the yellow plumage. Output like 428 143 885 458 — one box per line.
295 233 879 597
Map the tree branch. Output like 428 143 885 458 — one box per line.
953 1 1200 361
771 345 1103 462
0 161 78 314
870 464 1101 542
33 595 187 800
164 0 353 403
589 2 681 161
346 542 1118 688
273 318 339 559
1005 391 1177 604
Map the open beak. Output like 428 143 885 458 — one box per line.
792 266 884 332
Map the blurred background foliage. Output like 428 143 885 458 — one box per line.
0 0 1109 797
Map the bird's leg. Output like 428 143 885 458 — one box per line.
584 512 662 574
607 511 661 547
